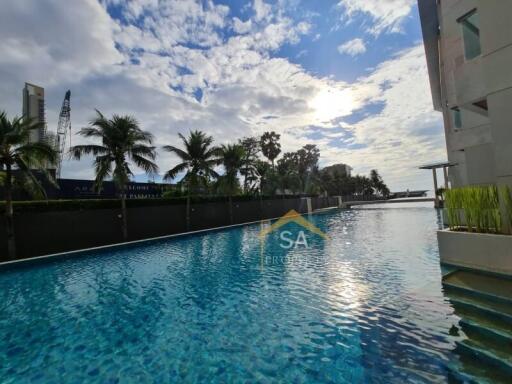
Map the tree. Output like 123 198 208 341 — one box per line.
0 112 58 259
294 144 320 193
218 144 245 223
163 130 219 229
353 175 374 195
276 152 300 195
276 144 320 194
370 169 390 197
260 131 281 168
254 160 273 195
71 111 158 240
238 137 260 193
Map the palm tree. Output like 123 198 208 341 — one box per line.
0 111 58 259
162 130 219 229
219 144 245 223
370 169 390 197
260 131 281 169
71 110 158 240
254 160 272 195
238 137 260 193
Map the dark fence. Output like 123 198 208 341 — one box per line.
311 196 339 210
341 195 387 202
0 197 321 261
0 175 176 200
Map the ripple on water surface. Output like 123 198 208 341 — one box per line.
0 207 463 383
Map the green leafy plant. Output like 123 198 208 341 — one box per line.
445 186 502 233
444 188 462 230
500 186 512 234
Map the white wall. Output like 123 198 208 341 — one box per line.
435 0 512 188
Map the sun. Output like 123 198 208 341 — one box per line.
310 88 354 122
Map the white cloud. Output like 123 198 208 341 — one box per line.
337 38 367 56
113 0 230 49
233 17 253 34
253 0 271 22
338 0 415 35
296 50 308 58
0 0 122 88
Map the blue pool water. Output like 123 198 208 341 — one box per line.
0 207 463 383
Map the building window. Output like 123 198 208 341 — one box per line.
473 99 488 111
451 107 462 129
458 10 481 60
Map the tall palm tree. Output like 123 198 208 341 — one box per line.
71 110 158 240
254 160 271 195
238 137 260 193
0 111 58 259
219 144 245 223
260 131 281 169
162 130 219 229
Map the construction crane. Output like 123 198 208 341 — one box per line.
56 90 71 178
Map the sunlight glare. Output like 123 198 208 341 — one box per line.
311 88 354 122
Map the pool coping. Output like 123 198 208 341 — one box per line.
0 207 341 270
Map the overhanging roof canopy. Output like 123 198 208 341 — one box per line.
419 161 457 170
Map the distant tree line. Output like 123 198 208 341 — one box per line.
162 129 389 199
0 110 389 258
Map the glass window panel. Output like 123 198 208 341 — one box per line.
460 11 481 60
451 107 462 129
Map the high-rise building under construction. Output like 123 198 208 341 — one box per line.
22 82 46 143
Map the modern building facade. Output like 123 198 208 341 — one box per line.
322 163 352 178
419 0 512 190
22 83 46 143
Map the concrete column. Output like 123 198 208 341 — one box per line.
306 197 312 214
433 168 439 208
443 166 449 189
336 196 348 209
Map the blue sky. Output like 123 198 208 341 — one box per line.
0 0 446 191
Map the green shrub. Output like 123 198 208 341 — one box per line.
0 195 307 213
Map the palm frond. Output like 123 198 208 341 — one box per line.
132 154 158 175
70 145 108 160
93 155 112 192
131 144 157 160
14 157 48 199
76 127 104 138
16 141 59 166
162 145 191 161
163 163 189 181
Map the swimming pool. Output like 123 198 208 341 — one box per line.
1 207 464 383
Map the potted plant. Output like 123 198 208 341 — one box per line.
438 186 512 276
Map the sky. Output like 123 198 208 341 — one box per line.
0 0 447 191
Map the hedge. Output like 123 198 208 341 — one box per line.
0 195 310 213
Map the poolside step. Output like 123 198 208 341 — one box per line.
455 339 512 375
445 360 497 384
459 318 512 347
445 363 487 384
458 321 512 365
442 270 512 382
443 271 512 305
441 264 459 279
447 295 512 328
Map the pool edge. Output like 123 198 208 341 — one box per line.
0 208 340 270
